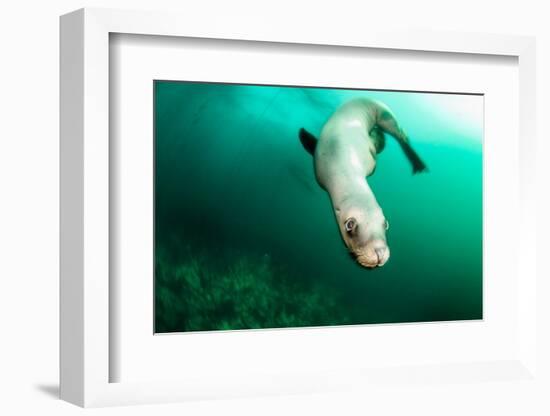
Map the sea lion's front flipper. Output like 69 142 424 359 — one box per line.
299 128 318 156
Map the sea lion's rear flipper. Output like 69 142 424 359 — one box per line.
373 103 428 174
299 128 318 156
397 141 428 174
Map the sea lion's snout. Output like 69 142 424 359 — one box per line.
374 245 390 266
355 241 390 268
340 212 390 268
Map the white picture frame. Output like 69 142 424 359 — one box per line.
60 7 538 408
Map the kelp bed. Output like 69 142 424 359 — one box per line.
155 246 350 333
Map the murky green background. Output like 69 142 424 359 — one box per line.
154 81 483 333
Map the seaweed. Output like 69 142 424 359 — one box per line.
154 246 350 333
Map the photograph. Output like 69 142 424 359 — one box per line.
154 80 483 333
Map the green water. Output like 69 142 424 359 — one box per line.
154 81 483 333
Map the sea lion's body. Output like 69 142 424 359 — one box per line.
299 98 427 268
315 99 385 189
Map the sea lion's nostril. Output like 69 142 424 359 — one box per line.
375 247 386 263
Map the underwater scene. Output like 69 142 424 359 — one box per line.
154 81 483 333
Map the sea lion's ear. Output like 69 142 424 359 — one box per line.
299 128 318 156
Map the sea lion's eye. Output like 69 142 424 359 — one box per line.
344 218 357 233
384 220 390 230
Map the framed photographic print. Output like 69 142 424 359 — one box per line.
60 8 539 408
153 80 483 334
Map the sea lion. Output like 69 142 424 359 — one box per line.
299 98 427 268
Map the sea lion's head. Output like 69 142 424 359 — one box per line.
336 203 390 268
